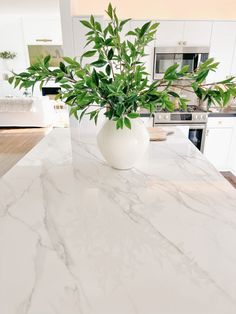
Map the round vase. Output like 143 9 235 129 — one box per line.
97 118 150 170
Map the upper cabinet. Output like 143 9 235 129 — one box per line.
0 17 28 72
156 21 212 47
183 21 212 46
23 18 62 45
207 22 236 82
155 21 185 46
72 17 236 82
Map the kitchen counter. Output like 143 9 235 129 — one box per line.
1 127 236 314
140 107 236 118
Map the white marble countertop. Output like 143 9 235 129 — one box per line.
1 127 236 314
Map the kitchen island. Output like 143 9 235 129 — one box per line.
0 127 236 314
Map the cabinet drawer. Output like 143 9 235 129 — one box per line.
23 18 62 45
207 117 236 128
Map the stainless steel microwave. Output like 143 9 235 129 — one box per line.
153 46 209 79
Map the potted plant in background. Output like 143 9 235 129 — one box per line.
0 51 17 70
0 50 17 80
9 3 236 169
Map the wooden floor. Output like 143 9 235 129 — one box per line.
221 171 236 189
0 127 49 177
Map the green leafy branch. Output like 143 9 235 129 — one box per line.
8 3 236 128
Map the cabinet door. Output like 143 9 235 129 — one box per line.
207 22 236 83
23 18 62 45
140 116 154 127
155 21 185 46
229 126 236 175
0 17 28 72
204 127 233 171
183 21 212 46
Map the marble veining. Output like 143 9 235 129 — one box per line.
0 127 236 314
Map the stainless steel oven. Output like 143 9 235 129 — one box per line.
153 46 209 80
154 111 208 152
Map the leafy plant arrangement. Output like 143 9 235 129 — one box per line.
8 3 236 129
0 51 17 60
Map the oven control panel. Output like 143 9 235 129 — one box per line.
154 112 208 124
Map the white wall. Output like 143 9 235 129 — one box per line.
0 0 60 17
71 0 236 20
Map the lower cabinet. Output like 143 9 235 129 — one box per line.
204 117 236 171
229 127 236 175
140 116 154 127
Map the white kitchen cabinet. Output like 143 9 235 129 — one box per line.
0 17 28 72
140 116 154 127
183 21 212 46
207 22 236 83
204 117 236 171
156 21 185 46
156 20 212 47
229 124 236 175
23 18 62 45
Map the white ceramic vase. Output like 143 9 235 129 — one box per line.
97 118 150 170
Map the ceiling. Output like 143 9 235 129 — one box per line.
0 0 60 17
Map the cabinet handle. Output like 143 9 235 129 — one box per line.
36 39 53 42
218 121 222 124
183 41 187 45
178 41 182 45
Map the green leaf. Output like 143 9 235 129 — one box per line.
120 18 131 29
63 57 79 65
90 15 95 26
149 22 160 31
107 24 114 35
82 50 97 58
126 31 136 36
88 110 98 120
116 117 124 129
124 117 131 129
95 21 102 32
223 90 231 105
168 91 180 98
92 69 99 86
164 63 179 79
70 107 79 119
106 3 113 19
127 112 139 119
179 65 190 74
44 55 51 66
139 21 151 38
80 20 93 29
91 59 107 67
59 62 67 73
108 48 114 60
8 76 14 84
14 78 21 88
105 38 113 46
105 64 111 76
